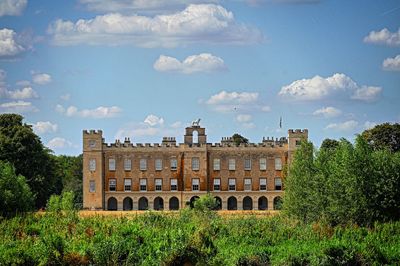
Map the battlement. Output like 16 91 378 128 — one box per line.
288 129 308 134
83 129 103 135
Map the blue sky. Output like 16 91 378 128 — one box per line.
0 0 399 155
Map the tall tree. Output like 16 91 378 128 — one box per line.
362 123 400 153
232 133 249 146
56 154 83 207
0 114 62 208
320 138 339 150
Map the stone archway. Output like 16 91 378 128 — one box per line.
227 196 237 210
138 197 148 210
273 196 283 210
123 197 133 211
214 196 222 210
243 196 253 210
154 197 164 210
169 197 179 210
107 197 117 211
258 196 268 210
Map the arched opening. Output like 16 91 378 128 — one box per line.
154 197 164 210
138 197 148 210
227 196 237 210
169 197 179 210
189 196 200 208
107 197 117 211
243 196 253 210
192 130 198 144
123 197 133 211
258 196 268 210
214 197 222 210
273 196 283 210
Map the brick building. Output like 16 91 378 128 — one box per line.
83 123 308 211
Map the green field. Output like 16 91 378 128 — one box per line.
1 209 399 265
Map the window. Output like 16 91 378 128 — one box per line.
109 179 116 191
275 157 282 170
89 140 96 148
155 159 162 171
228 179 236 191
140 159 147 171
228 159 236 170
170 179 177 191
124 159 131 171
124 179 132 191
213 158 220 171
213 178 221 191
259 158 267 171
192 157 200 170
170 158 177 171
140 179 147 191
192 178 199 191
89 180 95 192
89 159 96 171
109 158 116 171
260 178 267 191
275 178 282 190
244 158 251 170
244 178 252 191
155 179 162 191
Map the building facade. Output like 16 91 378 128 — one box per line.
83 123 308 211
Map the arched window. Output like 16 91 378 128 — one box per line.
169 197 179 210
107 197 117 211
138 197 148 210
258 196 268 210
273 196 283 210
214 197 222 210
243 196 253 210
227 196 237 210
123 197 133 211
189 196 200 208
192 130 198 144
154 197 164 210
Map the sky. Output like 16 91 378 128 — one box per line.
0 0 399 155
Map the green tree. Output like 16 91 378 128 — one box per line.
362 122 400 152
0 161 34 217
56 155 82 207
232 133 249 146
320 138 339 150
0 114 62 208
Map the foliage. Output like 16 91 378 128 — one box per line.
232 133 249 146
362 122 400 152
56 155 83 208
193 193 218 212
0 161 35 217
284 136 400 226
320 138 339 150
0 114 62 208
46 191 76 213
0 212 399 265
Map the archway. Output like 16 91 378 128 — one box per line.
169 197 179 210
214 196 222 210
273 196 283 210
189 196 200 208
227 196 237 210
107 197 117 211
243 196 253 210
258 196 268 210
154 197 164 210
192 130 198 144
138 197 148 210
123 197 133 211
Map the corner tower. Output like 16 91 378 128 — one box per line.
83 130 104 210
288 129 308 163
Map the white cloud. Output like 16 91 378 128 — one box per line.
0 100 38 113
0 86 38 99
0 0 27 16
279 73 382 102
56 104 122 118
350 86 382 102
236 114 252 123
32 121 58 134
154 53 226 74
382 55 400 71
48 4 263 47
47 137 73 149
15 80 30 86
313 106 342 118
0 28 26 57
261 105 271 112
325 120 358 131
144 114 164 126
363 28 400 46
79 0 219 13
32 72 52 85
364 121 377 130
